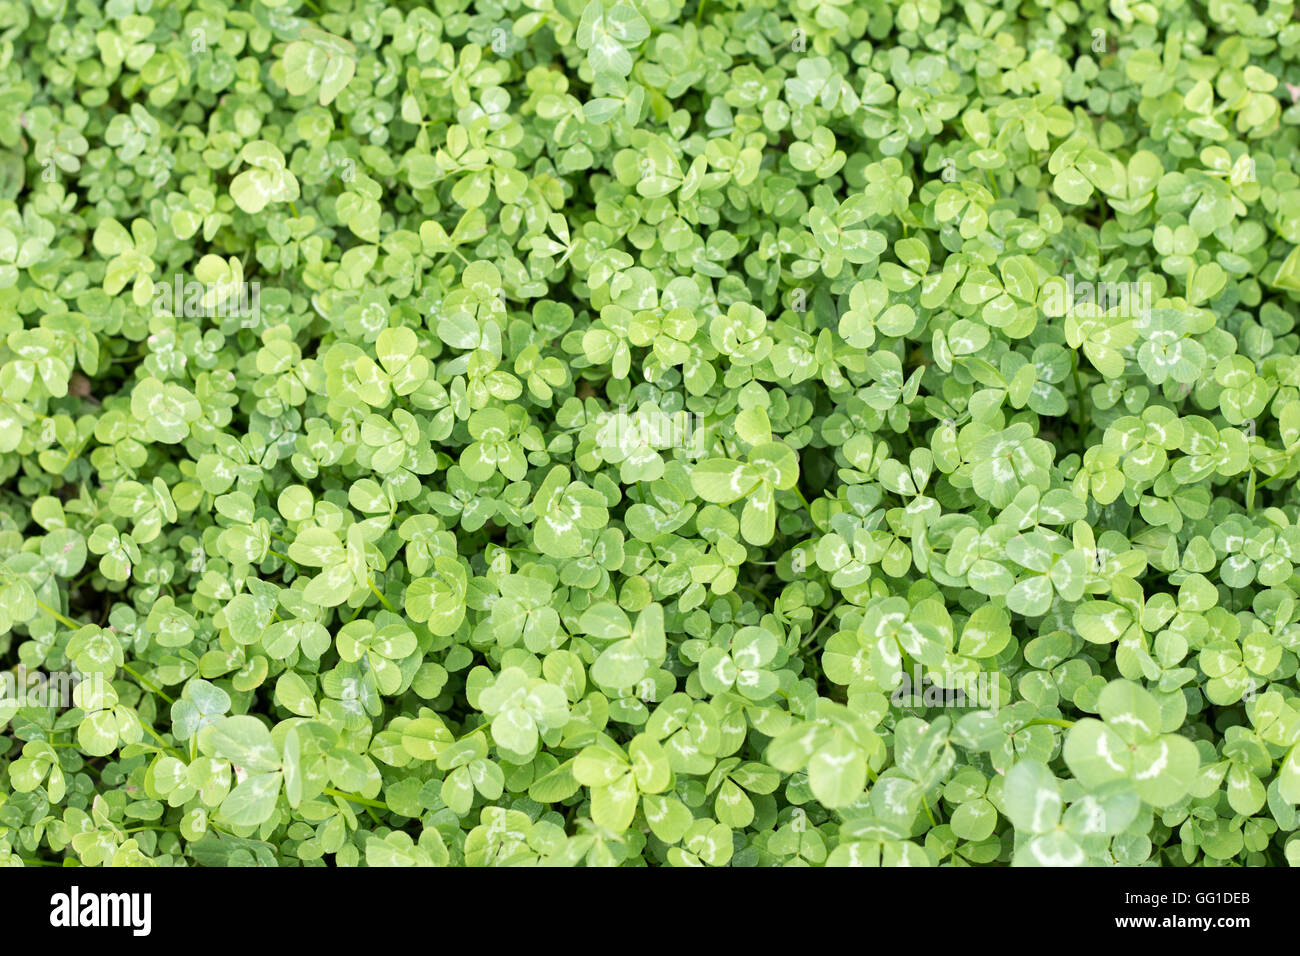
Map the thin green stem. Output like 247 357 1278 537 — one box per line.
801 599 845 648
122 663 175 705
367 576 396 613
35 597 79 630
135 718 185 759
323 787 387 810
1020 717 1075 731
792 486 812 515
59 439 88 472
1257 470 1283 489
1071 349 1088 437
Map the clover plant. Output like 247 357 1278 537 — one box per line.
2 0 1300 869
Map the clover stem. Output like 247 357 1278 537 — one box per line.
121 663 176 705
792 486 816 525
323 787 388 810
1020 717 1075 730
367 576 396 612
801 599 844 648
59 438 88 472
922 798 937 827
301 0 322 12
134 717 185 759
1070 348 1088 436
695 0 707 24
34 597 79 630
